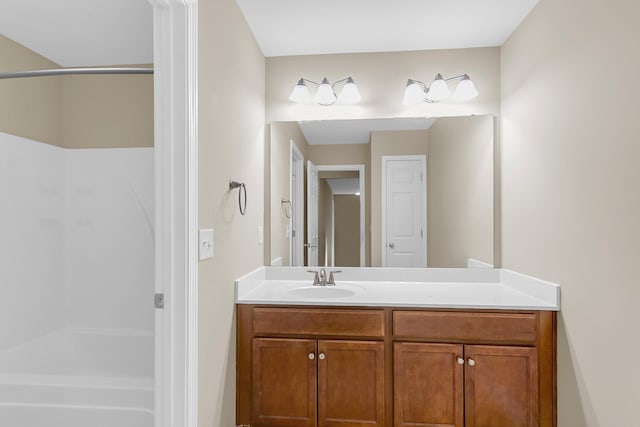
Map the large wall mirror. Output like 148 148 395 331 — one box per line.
266 115 495 269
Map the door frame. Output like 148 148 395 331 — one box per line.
290 140 304 266
315 164 366 267
381 155 427 267
149 0 198 426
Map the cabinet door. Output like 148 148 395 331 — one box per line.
394 343 464 427
253 338 317 427
317 340 385 427
464 345 538 427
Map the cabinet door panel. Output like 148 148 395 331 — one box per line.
253 338 317 427
465 345 538 427
394 343 463 427
317 340 385 427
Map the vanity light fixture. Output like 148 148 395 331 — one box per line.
403 73 478 106
289 77 361 106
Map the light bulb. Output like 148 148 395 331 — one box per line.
426 74 450 102
402 79 427 106
452 75 479 102
337 77 361 104
288 79 311 103
314 78 337 106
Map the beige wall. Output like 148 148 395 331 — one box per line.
197 0 265 426
334 195 360 267
62 71 153 148
0 34 63 146
501 0 640 425
428 116 493 267
266 47 500 123
308 144 371 266
0 34 153 149
370 129 429 266
268 122 310 266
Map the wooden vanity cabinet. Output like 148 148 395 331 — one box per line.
393 310 555 427
252 338 318 427
237 306 556 427
239 306 386 427
394 343 539 427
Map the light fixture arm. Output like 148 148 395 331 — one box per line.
330 76 353 90
297 77 320 86
443 74 470 82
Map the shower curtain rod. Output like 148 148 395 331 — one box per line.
0 67 154 80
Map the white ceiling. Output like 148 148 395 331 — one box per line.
298 117 437 145
235 0 539 57
0 0 153 67
0 0 537 68
325 179 360 195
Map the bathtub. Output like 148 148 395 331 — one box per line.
0 328 154 427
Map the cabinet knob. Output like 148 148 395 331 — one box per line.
308 353 315 360
456 357 464 365
467 358 476 366
319 353 326 360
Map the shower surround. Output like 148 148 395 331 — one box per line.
0 132 154 426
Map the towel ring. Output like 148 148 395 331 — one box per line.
229 181 247 215
281 199 292 219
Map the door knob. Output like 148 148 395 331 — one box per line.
388 242 395 248
319 353 326 360
308 353 315 360
467 358 476 366
456 357 464 365
304 243 317 248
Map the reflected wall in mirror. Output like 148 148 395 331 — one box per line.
267 115 494 268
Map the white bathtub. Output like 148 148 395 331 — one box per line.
0 328 154 427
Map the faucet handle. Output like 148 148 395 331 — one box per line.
307 270 321 286
327 270 342 286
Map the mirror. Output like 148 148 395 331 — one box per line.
267 115 494 269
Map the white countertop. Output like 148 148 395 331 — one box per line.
235 267 560 311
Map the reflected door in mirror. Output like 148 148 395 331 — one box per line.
383 156 426 267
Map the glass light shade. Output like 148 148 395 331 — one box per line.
337 77 361 104
314 78 337 106
452 75 479 102
403 79 427 106
288 79 311 103
426 74 450 102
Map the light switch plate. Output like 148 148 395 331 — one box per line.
199 228 214 260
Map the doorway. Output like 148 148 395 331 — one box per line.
306 162 365 267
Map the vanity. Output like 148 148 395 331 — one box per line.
235 267 559 427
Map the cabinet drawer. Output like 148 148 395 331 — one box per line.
393 311 537 344
253 307 385 338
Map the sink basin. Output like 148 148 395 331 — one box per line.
287 286 357 299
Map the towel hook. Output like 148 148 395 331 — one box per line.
229 181 247 215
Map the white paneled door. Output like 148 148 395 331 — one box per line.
382 156 426 267
306 160 319 266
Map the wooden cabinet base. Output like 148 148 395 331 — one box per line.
237 305 556 427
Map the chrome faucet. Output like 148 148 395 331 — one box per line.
307 268 341 286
